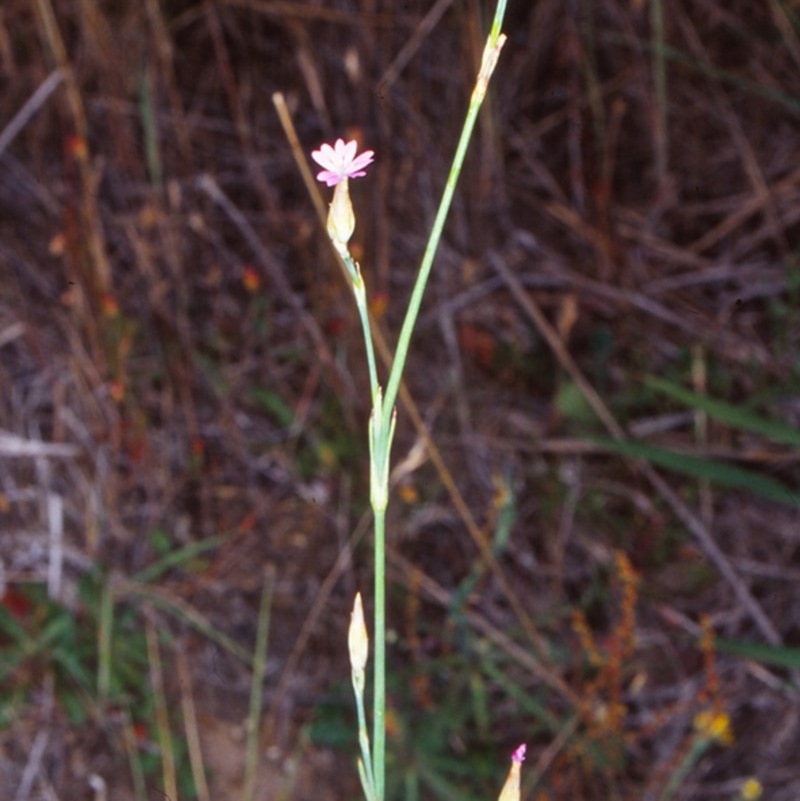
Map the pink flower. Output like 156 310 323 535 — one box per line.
312 138 374 186
497 744 526 801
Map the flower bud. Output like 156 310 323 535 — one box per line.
327 178 356 248
348 592 368 675
497 744 525 801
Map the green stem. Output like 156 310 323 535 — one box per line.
382 0 507 423
373 506 386 801
335 243 379 399
351 260 380 399
352 664 375 799
351 5 508 800
368 395 393 801
97 577 113 705
658 738 710 801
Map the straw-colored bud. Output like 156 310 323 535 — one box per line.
348 592 368 674
327 178 355 247
497 744 525 801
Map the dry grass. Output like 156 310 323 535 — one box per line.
1 0 799 799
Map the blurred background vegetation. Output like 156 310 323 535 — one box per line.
1 0 799 799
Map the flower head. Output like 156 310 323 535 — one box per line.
693 710 733 746
312 138 374 186
740 778 763 800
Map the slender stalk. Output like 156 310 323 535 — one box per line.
382 2 507 423
97 577 113 706
307 5 509 799
368 389 393 800
372 506 386 801
368 5 508 799
356 706 375 799
243 565 275 801
145 616 177 801
657 738 710 801
350 595 375 799
122 709 148 801
350 257 380 398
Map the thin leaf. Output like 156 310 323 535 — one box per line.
132 534 227 585
645 376 800 447
715 637 800 670
250 387 295 428
595 438 800 507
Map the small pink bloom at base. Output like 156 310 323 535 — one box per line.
312 138 374 186
497 744 526 801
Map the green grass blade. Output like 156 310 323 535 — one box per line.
714 637 800 670
132 533 227 585
595 437 800 507
98 577 113 704
250 387 296 428
602 32 800 113
243 565 275 801
127 585 253 665
450 476 516 618
645 376 800 447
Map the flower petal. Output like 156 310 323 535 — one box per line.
311 143 336 170
342 139 357 163
316 169 343 187
349 150 375 174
